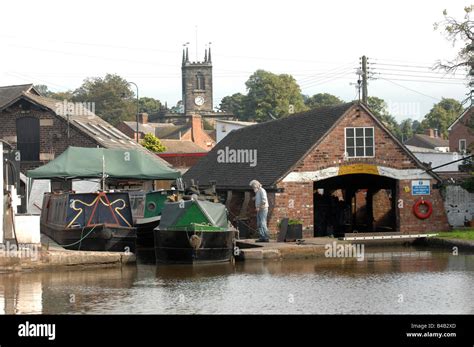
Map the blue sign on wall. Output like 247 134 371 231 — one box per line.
411 180 431 196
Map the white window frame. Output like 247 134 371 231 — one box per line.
459 139 467 153
344 127 375 158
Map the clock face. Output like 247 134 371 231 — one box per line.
194 96 205 106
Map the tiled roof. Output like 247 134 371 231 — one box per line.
183 102 356 189
155 124 190 139
0 84 39 108
160 140 208 154
405 134 449 149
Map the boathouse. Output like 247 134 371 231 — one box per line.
184 102 449 237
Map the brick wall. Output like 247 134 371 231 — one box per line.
398 179 448 233
158 154 206 170
116 122 137 140
0 105 99 173
449 109 473 152
189 115 215 150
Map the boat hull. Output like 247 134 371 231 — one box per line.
41 223 137 252
135 216 161 248
154 229 234 264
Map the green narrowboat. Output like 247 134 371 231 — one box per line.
129 190 178 247
154 199 236 264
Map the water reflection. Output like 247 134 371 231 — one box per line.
0 246 473 314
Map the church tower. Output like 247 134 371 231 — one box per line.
181 46 213 115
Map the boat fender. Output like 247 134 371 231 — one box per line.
412 198 433 219
189 234 202 249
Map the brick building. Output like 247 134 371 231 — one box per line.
117 112 216 150
184 102 449 237
157 139 207 173
448 106 474 153
0 83 173 178
405 129 449 152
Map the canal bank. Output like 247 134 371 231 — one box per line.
0 234 135 273
235 234 474 261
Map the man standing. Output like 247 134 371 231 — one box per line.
249 180 269 242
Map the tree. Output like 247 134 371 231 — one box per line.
245 70 307 122
367 96 401 139
139 97 162 114
72 74 135 125
33 84 74 100
141 133 166 153
435 6 474 90
33 84 52 97
219 93 249 120
412 120 422 134
304 93 344 109
399 119 414 142
422 98 463 137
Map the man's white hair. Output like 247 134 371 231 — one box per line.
249 180 261 188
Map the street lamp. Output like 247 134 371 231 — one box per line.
126 81 140 143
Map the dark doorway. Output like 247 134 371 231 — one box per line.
16 116 40 161
313 174 398 237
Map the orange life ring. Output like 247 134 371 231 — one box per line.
413 199 433 219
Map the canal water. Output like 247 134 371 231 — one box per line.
0 246 473 314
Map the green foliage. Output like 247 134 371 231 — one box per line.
34 84 73 100
139 97 162 114
246 70 307 122
437 229 474 240
219 70 307 122
72 73 136 125
140 133 166 153
421 98 463 137
399 119 414 142
277 219 303 227
367 96 402 139
304 93 344 109
219 93 249 120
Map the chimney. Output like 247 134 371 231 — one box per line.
425 128 436 138
138 113 148 124
191 114 203 141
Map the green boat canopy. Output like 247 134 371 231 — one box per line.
159 200 229 230
27 146 181 180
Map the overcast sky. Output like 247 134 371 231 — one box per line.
0 0 471 121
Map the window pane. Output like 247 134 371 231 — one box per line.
347 148 355 157
356 138 364 146
365 128 373 136
346 128 354 137
355 128 364 137
365 147 374 156
365 137 373 146
346 138 354 147
356 148 364 156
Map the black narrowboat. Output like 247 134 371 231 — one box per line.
41 191 137 252
154 199 235 264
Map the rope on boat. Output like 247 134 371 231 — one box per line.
57 225 98 248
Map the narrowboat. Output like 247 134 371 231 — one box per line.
41 191 137 252
129 189 178 247
154 199 236 264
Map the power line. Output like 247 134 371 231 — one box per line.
373 72 466 81
375 77 440 101
373 66 467 76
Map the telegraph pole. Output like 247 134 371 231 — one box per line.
361 55 368 104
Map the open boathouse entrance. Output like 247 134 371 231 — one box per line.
313 173 398 237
